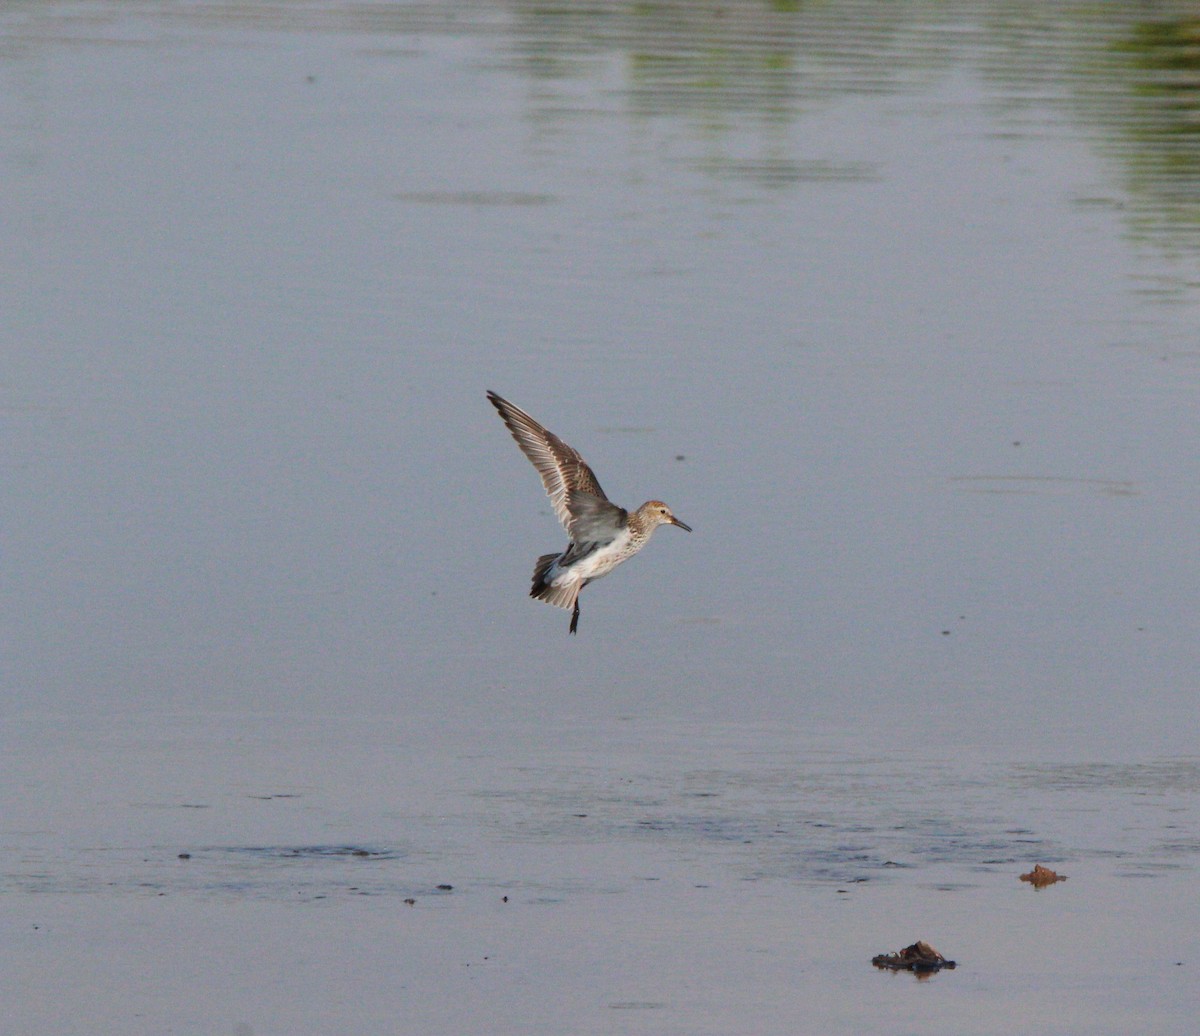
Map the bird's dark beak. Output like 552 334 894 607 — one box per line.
671 517 692 532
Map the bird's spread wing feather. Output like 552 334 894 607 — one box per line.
488 391 609 532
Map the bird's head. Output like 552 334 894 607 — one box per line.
639 501 692 533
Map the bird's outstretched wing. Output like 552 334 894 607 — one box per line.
487 391 609 533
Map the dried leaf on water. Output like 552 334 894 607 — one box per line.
1020 864 1067 888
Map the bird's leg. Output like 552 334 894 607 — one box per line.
569 600 580 635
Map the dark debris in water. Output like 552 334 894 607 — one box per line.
872 940 956 973
223 845 401 860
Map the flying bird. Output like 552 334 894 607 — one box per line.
487 391 691 634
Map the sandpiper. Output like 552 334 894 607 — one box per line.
487 391 691 634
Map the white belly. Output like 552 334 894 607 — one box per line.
549 528 637 586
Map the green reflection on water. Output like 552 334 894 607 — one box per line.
501 2 1200 256
5 1 1200 260
1106 18 1200 245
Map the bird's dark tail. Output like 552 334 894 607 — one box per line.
530 553 582 633
530 553 561 599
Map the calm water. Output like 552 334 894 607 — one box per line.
3 2 1199 1033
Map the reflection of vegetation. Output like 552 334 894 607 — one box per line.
505 1 1200 258
1120 19 1200 79
509 0 942 108
506 1 940 187
18 0 1200 258
1105 18 1200 247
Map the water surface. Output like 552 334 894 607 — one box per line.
3 2 1199 1033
